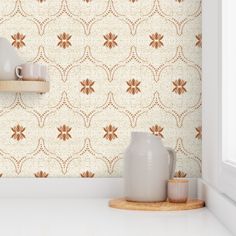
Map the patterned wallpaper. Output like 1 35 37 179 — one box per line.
0 0 201 177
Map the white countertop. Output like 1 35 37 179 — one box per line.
0 198 232 236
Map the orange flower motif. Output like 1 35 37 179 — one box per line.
129 0 138 2
172 79 187 95
150 125 164 138
80 79 95 95
80 171 95 178
83 0 92 2
176 0 184 2
103 32 118 49
57 33 72 49
195 34 202 48
34 171 49 178
195 126 202 139
149 33 164 49
11 125 26 141
37 0 46 2
11 33 26 49
174 170 187 178
57 125 72 141
103 124 118 141
126 79 141 95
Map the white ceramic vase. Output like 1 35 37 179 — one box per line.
124 132 176 202
0 37 23 80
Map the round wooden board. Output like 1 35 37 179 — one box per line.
0 80 50 93
109 198 205 211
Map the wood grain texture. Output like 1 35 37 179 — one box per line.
0 81 50 93
109 198 205 211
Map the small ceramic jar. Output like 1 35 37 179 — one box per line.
168 179 188 203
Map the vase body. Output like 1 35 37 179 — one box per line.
124 132 176 202
0 37 23 80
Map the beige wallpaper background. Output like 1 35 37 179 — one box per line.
0 0 201 177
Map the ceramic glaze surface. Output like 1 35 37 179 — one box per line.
124 132 176 202
168 180 188 203
0 38 23 80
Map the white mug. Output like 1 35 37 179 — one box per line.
39 64 48 81
16 63 48 81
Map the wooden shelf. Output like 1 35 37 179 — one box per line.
0 80 50 93
109 198 205 211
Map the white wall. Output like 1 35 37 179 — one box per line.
202 0 220 188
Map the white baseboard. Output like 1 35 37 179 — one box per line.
0 178 124 198
0 178 198 199
198 178 236 235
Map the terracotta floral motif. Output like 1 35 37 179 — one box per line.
57 125 72 141
80 171 95 178
174 170 187 178
11 125 26 141
126 79 141 95
34 171 49 178
103 32 118 49
57 33 72 49
0 0 202 178
150 125 164 138
195 34 202 48
11 33 26 49
149 33 164 49
172 79 187 95
80 79 95 95
103 124 118 141
195 126 202 139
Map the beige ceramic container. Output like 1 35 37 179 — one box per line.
168 179 188 203
0 37 23 80
15 63 48 81
124 132 176 202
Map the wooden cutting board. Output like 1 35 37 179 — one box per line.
109 198 205 211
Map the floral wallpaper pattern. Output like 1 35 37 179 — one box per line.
0 0 201 177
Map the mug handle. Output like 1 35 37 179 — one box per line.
167 147 176 179
15 66 23 80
